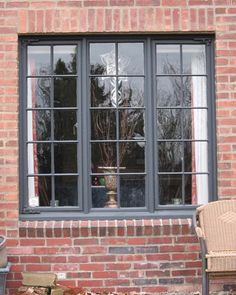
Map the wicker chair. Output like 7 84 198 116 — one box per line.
195 199 236 295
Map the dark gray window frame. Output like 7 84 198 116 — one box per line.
19 34 217 220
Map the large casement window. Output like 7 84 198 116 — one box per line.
20 36 216 219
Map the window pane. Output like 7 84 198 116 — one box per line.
54 143 77 173
120 175 145 207
182 45 206 75
28 46 51 76
156 45 180 75
91 143 117 172
183 76 207 107
91 110 116 140
54 78 76 107
55 176 78 206
184 142 208 173
91 174 118 208
28 176 51 207
27 78 50 108
54 45 77 74
54 110 77 140
118 43 144 75
27 110 51 141
183 109 207 140
188 174 208 205
90 43 115 75
159 174 182 205
27 143 51 174
156 77 182 107
119 110 144 140
118 78 144 107
158 142 182 172
90 77 114 108
120 142 145 173
157 109 181 139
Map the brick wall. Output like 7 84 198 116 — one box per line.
7 219 201 294
1 0 236 294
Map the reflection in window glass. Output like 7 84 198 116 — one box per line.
27 78 51 108
118 43 144 75
120 142 145 173
159 174 182 205
119 78 144 107
27 110 51 141
183 77 207 107
157 109 181 139
90 43 115 75
27 143 51 174
54 78 76 107
156 77 182 107
54 45 77 74
120 175 145 207
90 77 114 107
156 45 180 75
182 45 206 75
54 144 77 173
91 110 116 140
28 46 51 76
54 110 77 140
28 176 51 207
158 142 182 172
55 176 78 206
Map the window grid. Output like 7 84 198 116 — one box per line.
20 36 216 217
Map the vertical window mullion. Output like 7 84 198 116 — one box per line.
50 45 55 207
146 38 155 212
77 41 83 210
180 44 185 205
115 42 120 208
82 38 89 214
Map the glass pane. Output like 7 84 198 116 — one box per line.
119 110 144 140
120 142 145 173
183 76 207 108
55 176 78 206
182 45 206 75
54 45 77 74
118 43 144 75
156 77 182 107
27 143 51 174
118 78 144 107
158 142 182 172
54 78 76 107
54 110 77 140
54 143 77 173
27 110 51 141
189 174 208 205
27 78 50 108
90 43 115 75
91 142 117 173
90 77 114 107
184 142 208 173
183 109 207 140
28 176 51 207
159 174 182 205
120 175 145 207
91 174 118 208
28 46 50 76
156 45 180 75
91 110 116 140
157 109 181 139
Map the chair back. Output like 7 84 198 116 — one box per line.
196 200 236 252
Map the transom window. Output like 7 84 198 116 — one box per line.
20 36 216 218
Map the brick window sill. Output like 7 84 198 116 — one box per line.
19 219 194 238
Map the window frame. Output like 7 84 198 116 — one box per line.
19 35 217 220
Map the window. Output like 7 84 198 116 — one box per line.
20 36 216 218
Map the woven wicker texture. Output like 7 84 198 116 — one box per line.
196 200 236 272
